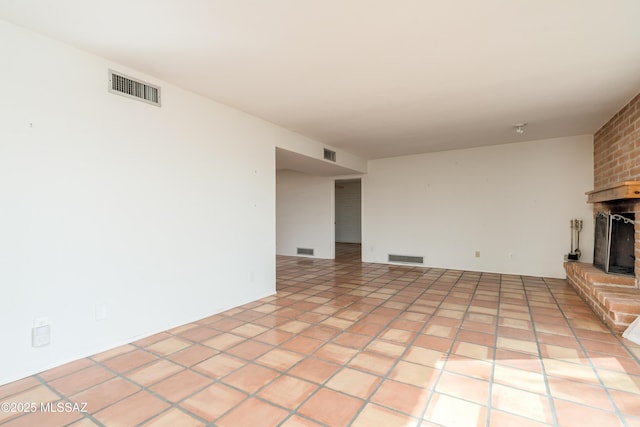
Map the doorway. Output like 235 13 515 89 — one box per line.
335 178 362 261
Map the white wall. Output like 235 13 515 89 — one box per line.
276 138 367 175
335 181 362 243
276 170 334 258
362 135 594 278
0 21 326 385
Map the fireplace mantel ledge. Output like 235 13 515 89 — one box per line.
586 181 640 204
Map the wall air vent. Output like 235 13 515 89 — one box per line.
388 254 424 264
323 148 337 162
109 69 161 107
297 247 315 256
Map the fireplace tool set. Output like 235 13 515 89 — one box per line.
567 219 583 260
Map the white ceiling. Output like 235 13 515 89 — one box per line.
2 1 640 160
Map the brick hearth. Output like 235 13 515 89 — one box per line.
567 92 640 334
564 261 640 333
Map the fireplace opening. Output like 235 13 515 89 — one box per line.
593 212 635 276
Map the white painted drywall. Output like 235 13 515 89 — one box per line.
335 181 362 243
276 137 367 175
0 20 340 385
276 170 334 258
362 135 594 278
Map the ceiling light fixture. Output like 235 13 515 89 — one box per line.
515 123 527 134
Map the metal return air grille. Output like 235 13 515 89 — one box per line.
388 254 424 264
109 70 161 106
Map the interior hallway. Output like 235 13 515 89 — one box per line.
1 244 640 426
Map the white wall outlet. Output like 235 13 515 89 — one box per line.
32 324 50 347
95 304 108 321
475 251 481 258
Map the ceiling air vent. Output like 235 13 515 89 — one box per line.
323 148 337 162
109 69 161 107
297 247 314 256
389 254 424 264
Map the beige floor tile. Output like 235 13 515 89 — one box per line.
424 393 486 427
167 344 218 367
445 354 494 381
491 384 553 423
256 347 305 371
289 358 341 384
180 382 247 421
403 346 446 368
453 341 492 360
554 399 623 427
0 377 40 401
348 352 396 376
193 354 244 380
351 403 419 427
201 333 245 351
257 375 317 409
216 397 289 427
543 359 600 385
146 337 192 356
149 370 212 402
389 360 438 389
222 364 279 393
436 371 490 404
325 367 380 399
547 377 614 411
496 337 539 355
493 364 547 394
298 388 363 427
126 360 183 387
94 390 169 426
142 408 204 427
101 349 157 373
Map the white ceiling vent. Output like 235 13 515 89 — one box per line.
109 69 161 107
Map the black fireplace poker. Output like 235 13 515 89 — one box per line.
567 219 583 261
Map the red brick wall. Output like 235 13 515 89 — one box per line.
594 93 640 190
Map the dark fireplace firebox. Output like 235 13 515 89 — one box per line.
593 212 635 275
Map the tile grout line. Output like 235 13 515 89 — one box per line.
518 276 560 426
291 263 467 424
334 267 454 426
272 264 447 426
201 258 428 425
222 266 490 425
483 271 504 427
414 271 489 426
3 247 638 427
90 345 215 426
22 348 212 427
542 277 631 427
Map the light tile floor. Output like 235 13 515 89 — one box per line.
2 244 640 427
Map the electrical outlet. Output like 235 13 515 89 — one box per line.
475 251 481 258
32 325 50 347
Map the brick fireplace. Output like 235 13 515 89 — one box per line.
564 93 640 333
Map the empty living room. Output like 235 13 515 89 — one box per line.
1 2 640 426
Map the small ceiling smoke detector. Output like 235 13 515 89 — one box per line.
515 123 527 134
